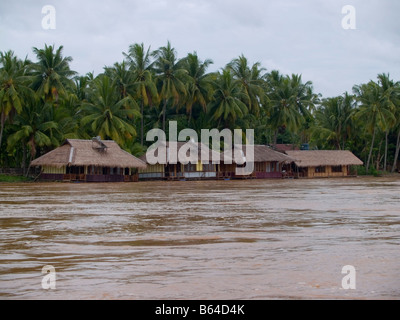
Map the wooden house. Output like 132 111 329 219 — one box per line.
219 145 295 179
30 138 147 182
139 141 223 180
139 142 295 180
285 150 363 178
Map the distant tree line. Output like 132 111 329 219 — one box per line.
1 43 399 174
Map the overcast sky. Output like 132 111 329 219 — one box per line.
1 0 399 97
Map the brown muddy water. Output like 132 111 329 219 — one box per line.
0 177 399 300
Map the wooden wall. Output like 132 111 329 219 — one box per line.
306 165 348 178
43 166 66 174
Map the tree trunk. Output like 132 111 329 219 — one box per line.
366 127 376 173
140 101 144 146
376 139 382 171
0 111 5 151
188 106 192 126
384 131 388 172
273 130 278 145
25 154 33 178
162 99 167 133
21 144 27 175
392 128 400 173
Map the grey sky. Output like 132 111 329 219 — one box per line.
1 0 399 97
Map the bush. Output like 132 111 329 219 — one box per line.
0 174 33 183
357 166 382 176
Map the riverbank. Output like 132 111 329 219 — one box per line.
0 174 33 183
0 172 399 183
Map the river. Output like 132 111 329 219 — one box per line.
0 177 399 299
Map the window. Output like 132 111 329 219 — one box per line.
202 164 215 172
267 162 277 172
68 166 84 174
332 166 343 173
315 166 326 173
255 162 264 172
184 163 197 172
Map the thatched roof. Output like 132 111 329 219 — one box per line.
31 139 147 169
240 145 295 163
140 141 294 164
285 150 363 167
270 144 300 153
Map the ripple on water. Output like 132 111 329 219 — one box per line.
0 177 399 299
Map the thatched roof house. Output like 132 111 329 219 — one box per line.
139 142 296 180
139 140 226 180
286 150 363 167
285 150 363 178
227 145 295 179
31 138 147 182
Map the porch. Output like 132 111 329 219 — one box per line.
39 173 139 182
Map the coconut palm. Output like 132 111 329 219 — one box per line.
80 75 140 147
7 94 59 174
227 55 266 116
179 52 214 125
0 51 32 149
207 69 248 129
376 73 399 171
124 43 159 145
391 85 400 173
354 81 396 172
312 93 356 150
104 61 136 99
268 74 315 144
30 44 76 103
153 41 187 132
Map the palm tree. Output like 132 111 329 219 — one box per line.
354 81 396 172
153 41 187 132
226 54 266 116
207 69 248 129
54 92 83 140
80 75 140 147
73 74 91 102
124 43 159 145
179 52 214 125
0 51 32 149
391 85 400 173
30 44 76 103
7 94 59 174
268 74 315 144
104 61 136 99
312 93 356 150
376 73 399 171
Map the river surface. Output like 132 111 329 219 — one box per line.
0 177 399 300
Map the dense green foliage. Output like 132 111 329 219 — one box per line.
1 43 399 174
0 174 32 183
